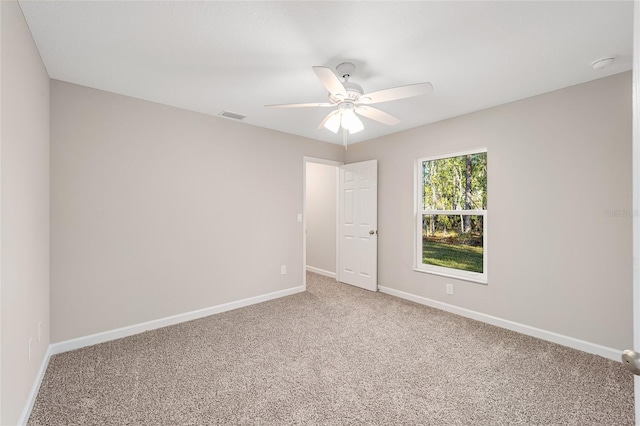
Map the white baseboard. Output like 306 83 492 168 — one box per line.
50 285 305 356
378 286 622 362
306 265 336 279
18 345 52 425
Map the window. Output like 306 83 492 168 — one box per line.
415 149 487 284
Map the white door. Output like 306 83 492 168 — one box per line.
338 160 378 291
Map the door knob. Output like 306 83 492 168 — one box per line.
369 230 375 235
622 349 640 375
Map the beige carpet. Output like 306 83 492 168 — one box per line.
29 272 633 425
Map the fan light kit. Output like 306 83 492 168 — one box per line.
266 62 433 148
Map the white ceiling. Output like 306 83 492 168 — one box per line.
19 1 633 145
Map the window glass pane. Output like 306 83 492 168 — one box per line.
422 152 487 210
422 214 483 273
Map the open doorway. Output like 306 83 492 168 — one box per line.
302 157 342 289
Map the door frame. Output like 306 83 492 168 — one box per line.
302 156 343 290
633 1 639 421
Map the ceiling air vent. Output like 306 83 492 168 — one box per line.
220 110 246 121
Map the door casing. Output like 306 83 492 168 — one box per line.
302 156 342 290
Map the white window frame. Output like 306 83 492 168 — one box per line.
414 148 488 284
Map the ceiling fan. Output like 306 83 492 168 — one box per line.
265 62 433 146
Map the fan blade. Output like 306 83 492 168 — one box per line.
265 102 334 108
355 106 401 126
359 82 433 104
318 110 340 133
312 66 346 98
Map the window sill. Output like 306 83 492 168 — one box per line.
413 267 488 285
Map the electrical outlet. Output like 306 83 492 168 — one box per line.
446 283 454 295
281 265 287 275
28 338 33 362
38 321 42 342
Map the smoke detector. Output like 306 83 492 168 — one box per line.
591 57 615 70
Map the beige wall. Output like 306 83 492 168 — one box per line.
345 72 633 351
305 162 337 274
50 80 344 343
1 1 51 424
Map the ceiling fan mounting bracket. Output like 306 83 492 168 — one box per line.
336 62 356 79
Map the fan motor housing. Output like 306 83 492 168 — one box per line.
329 81 363 103
343 81 363 98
